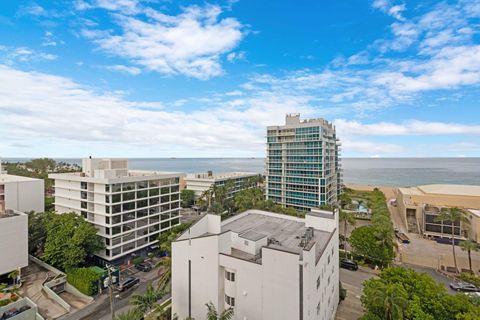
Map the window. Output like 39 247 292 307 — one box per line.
106 185 110 192
105 217 110 224
316 276 320 289
105 195 110 203
244 240 249 246
317 302 321 315
225 271 235 282
225 295 235 307
81 182 87 190
123 192 135 201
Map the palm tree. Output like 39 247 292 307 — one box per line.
205 302 234 320
370 283 407 320
434 207 469 273
130 283 163 314
114 309 143 320
460 240 478 273
339 209 356 246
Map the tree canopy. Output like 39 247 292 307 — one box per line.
180 189 195 208
42 212 104 270
361 267 480 320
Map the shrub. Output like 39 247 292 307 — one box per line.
0 299 11 307
339 281 347 301
67 267 102 296
459 272 480 287
132 256 145 266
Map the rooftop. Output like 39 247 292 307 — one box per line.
221 212 332 258
186 171 257 180
468 209 480 218
399 184 480 197
0 209 22 219
0 174 43 183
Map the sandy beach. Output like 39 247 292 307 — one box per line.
345 183 396 200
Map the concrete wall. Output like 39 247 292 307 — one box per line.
0 297 44 320
0 213 28 275
4 179 44 213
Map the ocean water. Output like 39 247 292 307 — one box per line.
3 157 480 187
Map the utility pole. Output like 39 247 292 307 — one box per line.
107 265 115 320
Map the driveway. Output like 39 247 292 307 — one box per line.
336 267 377 320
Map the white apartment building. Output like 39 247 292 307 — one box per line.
184 171 259 200
0 169 44 213
0 209 28 276
49 158 183 264
172 209 339 320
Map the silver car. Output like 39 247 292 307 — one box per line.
449 281 480 292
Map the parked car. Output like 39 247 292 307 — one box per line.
340 259 358 271
449 281 480 292
117 277 140 292
136 262 152 272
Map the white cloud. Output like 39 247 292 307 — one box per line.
75 0 140 14
372 0 406 21
0 46 57 64
0 65 309 156
334 119 480 136
42 31 59 47
82 4 245 79
227 51 246 62
105 64 141 75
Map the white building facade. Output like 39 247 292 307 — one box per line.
49 158 183 264
0 172 44 213
184 171 260 200
0 210 28 276
171 209 339 320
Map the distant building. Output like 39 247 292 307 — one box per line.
49 158 183 264
0 209 28 276
396 184 480 242
266 113 342 211
0 170 44 213
171 209 339 320
184 171 259 200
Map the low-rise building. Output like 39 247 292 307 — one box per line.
171 209 339 320
0 170 44 213
0 209 28 276
184 171 259 200
49 158 183 264
396 184 480 241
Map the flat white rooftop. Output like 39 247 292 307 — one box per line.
186 171 257 180
400 184 480 198
0 174 43 183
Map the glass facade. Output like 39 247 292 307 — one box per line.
266 115 342 211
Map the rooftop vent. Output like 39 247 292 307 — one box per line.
299 227 315 247
268 237 281 246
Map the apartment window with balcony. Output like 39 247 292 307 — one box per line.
123 183 135 191
112 184 122 192
161 221 170 230
105 195 110 203
123 192 135 201
105 217 110 224
81 201 87 209
225 271 235 282
149 188 159 196
225 295 235 307
81 182 87 190
112 194 121 203
137 190 148 199
106 206 110 214
105 184 110 192
81 191 87 200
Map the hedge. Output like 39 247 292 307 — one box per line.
132 256 145 266
66 267 102 296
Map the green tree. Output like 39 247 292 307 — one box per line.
114 309 143 320
42 213 104 270
130 283 163 314
460 240 478 273
339 209 356 246
28 211 54 256
349 225 394 266
205 302 234 320
338 192 352 209
361 267 480 320
233 188 265 212
181 189 195 208
434 207 469 273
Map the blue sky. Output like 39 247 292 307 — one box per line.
0 0 479 158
